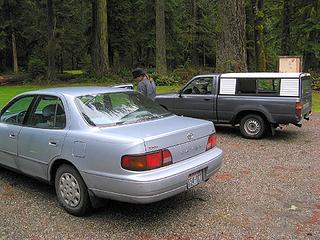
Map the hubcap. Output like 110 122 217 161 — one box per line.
59 173 81 208
244 119 261 135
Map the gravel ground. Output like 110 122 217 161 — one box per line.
0 114 319 240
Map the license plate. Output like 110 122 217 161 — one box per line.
187 170 204 189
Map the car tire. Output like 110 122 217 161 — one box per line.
240 114 266 139
55 164 91 216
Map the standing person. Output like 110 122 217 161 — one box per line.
132 68 156 101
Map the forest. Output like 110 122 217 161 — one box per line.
0 0 319 84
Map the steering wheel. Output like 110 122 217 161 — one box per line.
15 110 27 124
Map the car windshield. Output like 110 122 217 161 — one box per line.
75 91 172 127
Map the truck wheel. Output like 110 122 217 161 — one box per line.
240 114 266 139
55 164 91 216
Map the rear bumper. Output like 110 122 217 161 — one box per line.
81 147 223 204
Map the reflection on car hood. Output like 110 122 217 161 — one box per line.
97 115 214 152
155 93 178 98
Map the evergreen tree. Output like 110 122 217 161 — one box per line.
216 0 248 72
156 0 167 73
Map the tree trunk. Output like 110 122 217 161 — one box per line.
281 0 291 55
11 32 18 73
156 0 167 74
191 0 199 66
60 50 63 74
8 4 18 73
113 49 120 73
71 53 75 70
47 0 56 81
203 46 206 67
254 0 266 71
91 0 110 78
216 0 247 72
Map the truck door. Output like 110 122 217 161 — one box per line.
173 77 217 120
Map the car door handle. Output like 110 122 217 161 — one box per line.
49 141 58 147
204 98 211 101
9 133 16 139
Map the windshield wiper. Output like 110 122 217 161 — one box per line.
82 113 96 126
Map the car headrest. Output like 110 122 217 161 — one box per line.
42 104 64 117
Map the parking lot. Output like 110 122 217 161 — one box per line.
0 114 319 240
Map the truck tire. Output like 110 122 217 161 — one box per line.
240 114 266 139
55 164 91 216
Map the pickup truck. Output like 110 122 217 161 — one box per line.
155 72 312 139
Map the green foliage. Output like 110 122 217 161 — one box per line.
28 57 46 78
148 66 214 86
0 0 319 77
310 72 320 91
149 73 178 86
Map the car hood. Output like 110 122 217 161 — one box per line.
97 115 214 153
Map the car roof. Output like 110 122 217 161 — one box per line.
20 86 133 97
220 72 310 78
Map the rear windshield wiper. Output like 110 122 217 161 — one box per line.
82 113 96 126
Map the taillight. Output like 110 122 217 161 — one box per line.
295 102 302 117
121 149 172 171
206 133 217 151
162 150 172 166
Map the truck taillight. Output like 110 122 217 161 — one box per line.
121 149 172 171
295 101 302 117
206 133 217 151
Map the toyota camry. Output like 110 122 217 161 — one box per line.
0 87 223 216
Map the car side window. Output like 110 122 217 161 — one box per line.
26 96 66 129
0 96 35 125
182 77 213 95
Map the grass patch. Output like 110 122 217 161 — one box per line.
156 85 181 93
313 92 320 112
63 70 84 75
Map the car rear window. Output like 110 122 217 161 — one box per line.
75 91 172 127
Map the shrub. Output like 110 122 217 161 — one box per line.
149 72 179 86
28 57 46 78
310 72 320 91
148 67 214 86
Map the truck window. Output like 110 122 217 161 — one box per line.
301 76 312 96
257 79 280 95
236 79 256 94
236 78 280 96
182 77 213 95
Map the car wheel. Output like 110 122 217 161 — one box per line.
55 164 91 216
240 114 266 139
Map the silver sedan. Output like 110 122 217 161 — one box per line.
0 87 223 216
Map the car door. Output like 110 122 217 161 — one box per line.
17 95 68 180
173 77 216 120
0 95 35 169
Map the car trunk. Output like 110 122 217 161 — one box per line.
98 115 214 163
301 76 312 117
